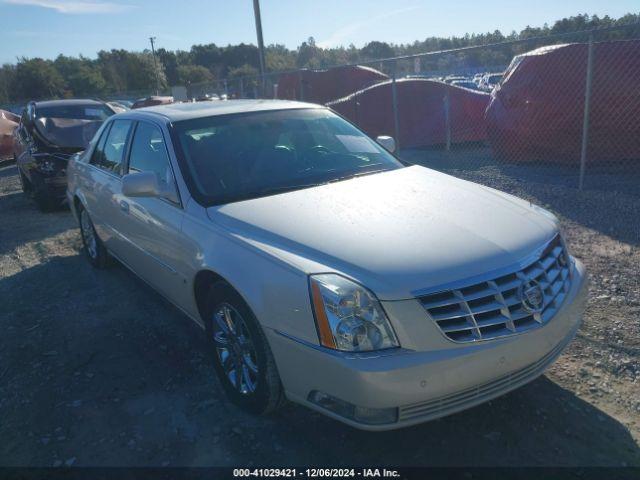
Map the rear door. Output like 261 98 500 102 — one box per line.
118 120 191 307
82 119 134 257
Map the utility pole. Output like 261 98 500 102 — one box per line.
149 36 160 95
252 0 266 96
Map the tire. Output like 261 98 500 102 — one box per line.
78 204 111 269
204 281 286 415
18 169 32 194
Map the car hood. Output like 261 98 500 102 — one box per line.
207 166 558 300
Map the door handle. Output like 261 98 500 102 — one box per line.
119 200 130 213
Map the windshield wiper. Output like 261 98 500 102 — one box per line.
331 168 389 183
255 182 322 196
250 169 390 200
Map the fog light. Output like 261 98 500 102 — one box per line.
308 391 398 425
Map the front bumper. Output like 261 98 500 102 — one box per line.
42 176 68 200
267 259 588 430
31 164 68 201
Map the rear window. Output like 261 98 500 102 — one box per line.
33 104 114 149
35 105 113 121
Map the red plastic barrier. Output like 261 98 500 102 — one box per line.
328 79 490 149
277 65 388 105
485 40 640 164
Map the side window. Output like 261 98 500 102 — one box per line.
90 123 110 167
128 122 175 188
90 120 132 175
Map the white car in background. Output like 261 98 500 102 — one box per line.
66 100 588 430
479 72 504 92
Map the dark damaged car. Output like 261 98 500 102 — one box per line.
16 99 115 211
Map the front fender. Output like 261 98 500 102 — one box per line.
181 208 319 346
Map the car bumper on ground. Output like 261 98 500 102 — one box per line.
267 259 588 430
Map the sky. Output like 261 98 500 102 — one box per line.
0 0 637 63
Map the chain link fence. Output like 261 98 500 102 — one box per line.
4 24 638 198
209 23 640 199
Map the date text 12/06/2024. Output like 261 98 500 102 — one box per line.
233 468 401 478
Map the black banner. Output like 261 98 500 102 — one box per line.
0 468 639 480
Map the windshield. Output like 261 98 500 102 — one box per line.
173 108 403 205
34 103 114 149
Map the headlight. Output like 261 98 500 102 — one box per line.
309 274 399 352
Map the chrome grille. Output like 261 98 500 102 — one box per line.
418 235 572 343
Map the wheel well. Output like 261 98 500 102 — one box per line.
193 270 227 321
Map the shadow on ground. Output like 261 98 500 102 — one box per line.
0 165 73 256
1 255 638 467
0 163 18 178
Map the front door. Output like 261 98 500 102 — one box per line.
117 120 191 308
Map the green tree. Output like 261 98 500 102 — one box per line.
97 49 166 94
361 41 395 61
54 55 106 97
297 37 323 68
0 11 638 103
227 64 259 79
156 48 180 86
177 64 214 85
0 64 17 103
266 44 296 71
15 58 64 100
226 64 260 94
221 43 259 72
190 43 221 72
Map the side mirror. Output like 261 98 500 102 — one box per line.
122 171 179 203
376 135 396 153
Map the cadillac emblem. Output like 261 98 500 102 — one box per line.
519 278 544 313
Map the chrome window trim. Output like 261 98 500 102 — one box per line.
85 161 122 181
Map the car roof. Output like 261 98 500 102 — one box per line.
131 99 323 123
33 99 107 108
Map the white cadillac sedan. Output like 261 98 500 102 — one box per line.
66 100 588 430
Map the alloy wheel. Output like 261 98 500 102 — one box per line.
212 303 259 394
80 210 98 260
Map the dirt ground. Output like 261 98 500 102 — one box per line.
1 157 639 467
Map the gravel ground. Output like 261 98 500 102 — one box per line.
1 158 639 467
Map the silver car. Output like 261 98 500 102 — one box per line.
66 100 588 430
